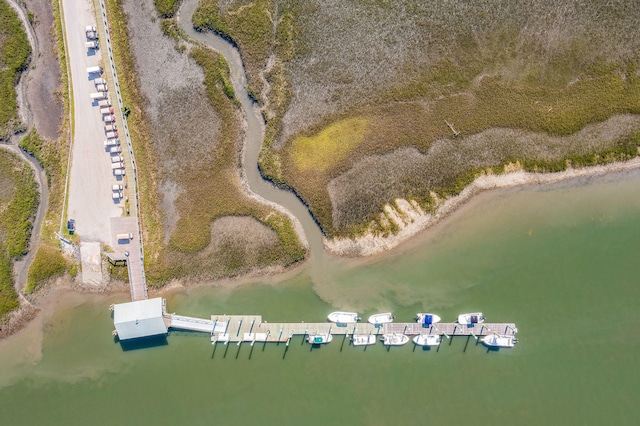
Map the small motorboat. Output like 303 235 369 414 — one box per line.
457 312 484 325
307 333 333 345
352 334 377 346
481 334 518 348
412 334 442 347
367 312 394 325
327 311 361 324
381 334 409 346
416 313 441 327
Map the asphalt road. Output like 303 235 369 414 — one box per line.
64 0 123 244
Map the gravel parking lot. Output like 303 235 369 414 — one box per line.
64 0 125 282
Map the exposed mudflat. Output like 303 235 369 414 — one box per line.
23 0 63 141
123 0 221 239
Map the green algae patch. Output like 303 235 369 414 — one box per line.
290 118 368 173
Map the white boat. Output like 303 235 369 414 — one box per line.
352 334 377 346
368 312 394 325
457 312 484 325
412 334 442 347
416 313 441 326
381 334 409 346
481 334 518 348
307 333 333 344
327 311 360 324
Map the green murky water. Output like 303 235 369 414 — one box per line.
1 169 639 425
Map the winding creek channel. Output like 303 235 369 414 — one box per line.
178 0 328 276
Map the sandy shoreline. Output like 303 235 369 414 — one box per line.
324 157 640 257
2 156 639 342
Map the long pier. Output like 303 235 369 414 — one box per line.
166 314 517 344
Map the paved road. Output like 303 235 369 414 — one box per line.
63 0 124 283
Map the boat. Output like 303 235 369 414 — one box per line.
307 333 333 345
327 311 361 324
367 312 394 325
481 334 518 348
412 334 442 347
415 313 441 327
381 334 410 346
351 334 377 346
457 312 484 325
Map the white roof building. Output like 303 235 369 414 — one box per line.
113 298 167 340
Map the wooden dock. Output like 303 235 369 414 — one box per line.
191 315 518 344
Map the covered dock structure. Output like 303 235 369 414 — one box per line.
113 297 167 340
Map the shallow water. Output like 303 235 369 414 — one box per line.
1 168 639 425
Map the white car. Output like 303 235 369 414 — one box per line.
111 155 124 163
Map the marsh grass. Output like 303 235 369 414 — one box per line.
255 0 640 236
0 150 39 318
107 0 305 284
0 0 31 140
24 244 67 293
193 0 275 102
168 47 305 270
154 0 182 18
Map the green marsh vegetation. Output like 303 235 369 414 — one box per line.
0 0 31 140
0 150 39 319
195 0 640 237
24 244 67 294
103 0 304 284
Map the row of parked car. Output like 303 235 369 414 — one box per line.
85 23 127 203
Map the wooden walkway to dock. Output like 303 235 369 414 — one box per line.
163 314 518 344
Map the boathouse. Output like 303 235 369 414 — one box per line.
113 298 167 340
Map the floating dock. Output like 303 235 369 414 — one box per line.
164 313 517 344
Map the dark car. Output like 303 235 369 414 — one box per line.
67 219 76 234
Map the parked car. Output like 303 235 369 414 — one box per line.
67 218 76 234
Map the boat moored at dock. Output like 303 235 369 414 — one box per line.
328 311 361 324
413 334 442 347
416 313 441 327
307 333 333 344
481 334 518 348
457 312 484 325
352 334 377 346
381 334 410 346
368 313 394 325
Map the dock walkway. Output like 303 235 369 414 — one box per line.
166 314 517 344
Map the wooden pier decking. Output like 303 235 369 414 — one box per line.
189 315 518 344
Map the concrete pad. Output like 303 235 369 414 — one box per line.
80 242 103 285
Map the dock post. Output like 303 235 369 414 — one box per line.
236 319 243 336
278 326 284 343
403 325 408 335
249 318 256 334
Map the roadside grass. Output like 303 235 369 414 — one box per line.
0 0 31 140
105 0 167 282
24 244 67 293
42 0 71 242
